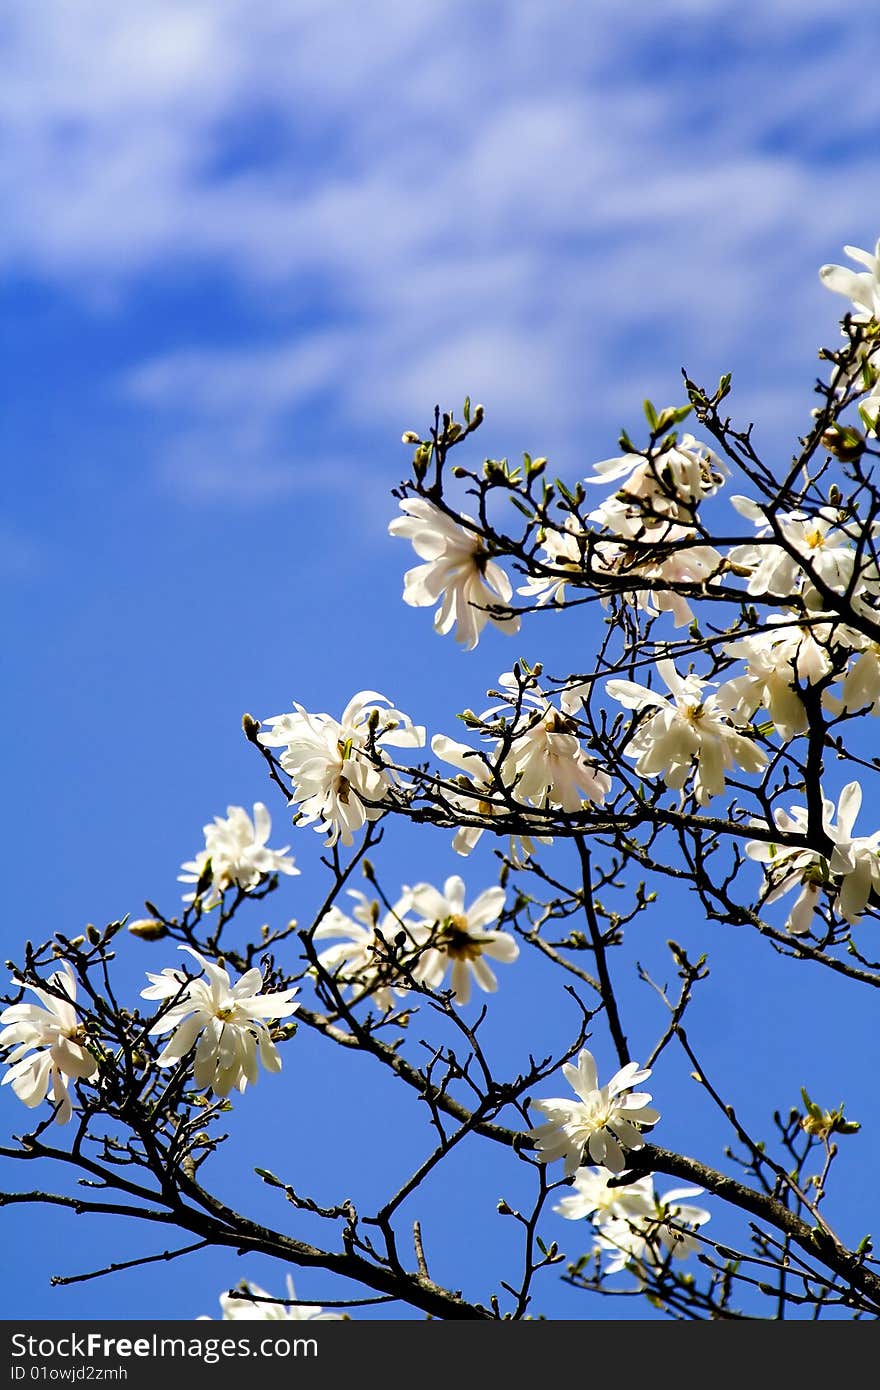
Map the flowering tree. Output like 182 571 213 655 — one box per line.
5 240 880 1321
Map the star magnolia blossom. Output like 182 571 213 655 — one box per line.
406 874 518 1006
721 619 846 743
314 889 417 1012
596 1185 710 1277
488 674 612 813
389 497 520 649
179 802 299 909
430 732 550 864
820 239 880 323
727 496 868 604
258 691 425 847
746 781 880 932
0 963 98 1125
201 1276 341 1322
590 530 723 628
585 435 726 532
517 519 587 608
607 659 767 805
553 1166 655 1224
143 947 299 1097
529 1049 660 1176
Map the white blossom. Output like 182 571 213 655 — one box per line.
430 732 550 864
0 963 97 1125
596 1185 710 1276
720 619 847 743
258 691 425 847
313 890 417 1012
727 496 866 604
589 530 723 628
586 435 726 533
201 1275 341 1322
820 239 880 324
517 519 587 608
746 781 880 932
487 674 612 813
143 946 299 1097
406 874 517 1006
553 1166 654 1224
179 802 299 909
529 1049 660 1177
608 659 767 805
389 497 520 649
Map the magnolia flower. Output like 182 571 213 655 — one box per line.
143 947 299 1097
389 497 520 649
258 691 425 847
406 874 517 1006
313 890 417 1012
0 963 98 1125
517 519 587 608
553 1166 654 1224
727 496 863 603
529 1049 660 1176
746 782 880 932
586 435 726 532
721 619 847 742
487 674 611 813
430 732 550 864
607 659 767 805
820 239 880 323
596 1185 710 1276
179 803 299 909
201 1275 341 1322
589 531 723 628
833 642 880 716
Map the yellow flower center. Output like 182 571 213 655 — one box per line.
804 527 825 550
438 914 483 960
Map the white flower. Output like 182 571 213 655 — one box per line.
727 496 865 604
1 963 98 1125
833 642 880 716
820 239 880 323
313 890 417 1012
389 497 520 649
746 781 880 932
529 1049 660 1177
258 691 425 847
608 659 767 805
487 674 611 813
143 947 299 1097
406 874 518 1006
201 1275 341 1322
517 519 587 608
589 530 723 628
586 435 726 532
430 732 550 864
179 803 299 909
554 1166 654 1224
720 619 848 743
597 1185 710 1276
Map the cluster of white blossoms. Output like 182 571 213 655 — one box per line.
389 496 520 649
143 947 299 1098
530 1049 659 1176
200 1275 341 1322
179 803 299 910
314 875 518 1008
820 238 880 430
554 1166 710 1278
747 782 880 935
0 964 98 1125
585 433 727 534
257 691 425 847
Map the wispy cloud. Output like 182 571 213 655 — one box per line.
6 0 879 496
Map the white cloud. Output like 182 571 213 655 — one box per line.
5 0 880 496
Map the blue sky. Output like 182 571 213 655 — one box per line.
4 0 880 1321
